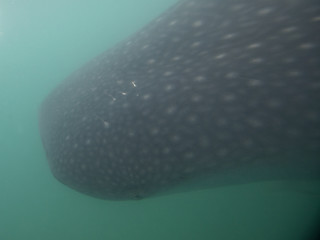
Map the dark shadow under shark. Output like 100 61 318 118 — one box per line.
39 0 320 200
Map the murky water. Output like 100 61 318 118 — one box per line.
0 1 319 239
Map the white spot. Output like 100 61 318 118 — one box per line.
250 58 263 64
131 81 137 87
247 79 263 87
283 57 296 63
103 121 110 128
198 50 208 56
217 133 231 141
142 94 151 100
184 68 192 73
163 147 171 154
166 106 176 114
161 34 167 39
247 43 261 49
306 111 319 121
217 149 228 157
215 53 226 59
147 59 156 64
192 20 203 27
107 94 116 101
266 99 282 108
194 75 205 82
194 31 204 37
171 135 181 142
116 79 124 85
199 136 210 147
220 21 230 28
247 118 264 128
223 33 236 39
164 165 172 172
191 94 202 102
81 164 87 170
187 115 197 123
311 82 320 89
164 71 173 77
225 72 238 78
231 4 245 11
184 152 195 159
287 128 300 136
172 56 181 61
287 71 301 77
121 92 127 96
257 8 273 15
191 41 201 47
216 118 228 126
169 20 177 26
222 94 236 102
150 128 159 135
299 43 315 49
243 139 254 148
184 167 195 173
142 44 149 49
282 26 297 33
172 37 181 42
165 84 175 91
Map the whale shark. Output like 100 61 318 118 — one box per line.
39 0 320 200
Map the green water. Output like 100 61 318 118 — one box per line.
0 0 319 239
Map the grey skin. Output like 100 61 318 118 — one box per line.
39 0 320 200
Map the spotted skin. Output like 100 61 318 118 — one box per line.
39 0 320 200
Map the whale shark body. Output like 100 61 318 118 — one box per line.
39 0 320 200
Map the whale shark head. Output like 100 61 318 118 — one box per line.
39 0 320 200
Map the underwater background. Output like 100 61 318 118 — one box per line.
0 0 319 239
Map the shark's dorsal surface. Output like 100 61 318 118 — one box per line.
39 0 320 200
